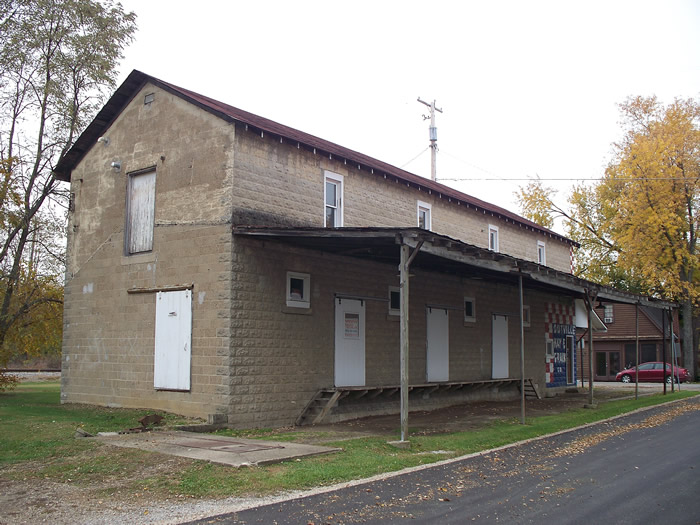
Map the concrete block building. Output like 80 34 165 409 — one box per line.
55 71 672 428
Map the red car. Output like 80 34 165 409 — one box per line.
616 362 690 384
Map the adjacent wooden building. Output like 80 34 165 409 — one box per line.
581 303 681 382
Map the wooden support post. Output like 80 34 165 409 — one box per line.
635 303 639 400
670 308 679 392
584 290 597 408
662 310 667 395
519 275 525 425
400 243 410 443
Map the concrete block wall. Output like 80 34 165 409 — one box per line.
62 83 236 419
229 237 573 428
61 80 576 425
231 126 573 272
61 225 233 418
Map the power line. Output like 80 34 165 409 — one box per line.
437 176 700 182
400 146 429 169
440 150 508 182
438 149 699 183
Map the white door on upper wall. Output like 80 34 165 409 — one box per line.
492 314 509 379
334 297 365 387
154 290 192 391
427 307 449 382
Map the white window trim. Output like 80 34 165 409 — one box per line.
488 225 499 252
604 304 613 323
537 241 546 265
388 286 400 316
522 305 531 327
417 200 432 230
464 296 476 323
286 271 310 308
324 171 344 227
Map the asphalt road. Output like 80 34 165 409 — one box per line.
188 397 700 524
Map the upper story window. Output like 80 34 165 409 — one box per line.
522 305 531 327
488 225 499 252
537 241 546 265
126 168 156 254
604 304 614 323
417 201 432 230
324 171 343 227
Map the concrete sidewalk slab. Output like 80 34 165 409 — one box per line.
96 430 340 467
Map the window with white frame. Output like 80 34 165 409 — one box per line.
522 305 531 327
604 304 613 323
417 201 432 230
488 225 499 252
126 168 156 254
464 296 476 322
537 241 546 265
324 171 343 227
546 338 554 358
286 271 310 308
389 287 400 315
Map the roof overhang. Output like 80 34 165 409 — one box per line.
232 226 676 310
575 299 607 332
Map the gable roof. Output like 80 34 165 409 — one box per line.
54 69 576 246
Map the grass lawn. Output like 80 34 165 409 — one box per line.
1 381 697 500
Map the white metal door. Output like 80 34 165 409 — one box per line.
427 307 449 382
154 290 192 391
492 314 509 379
334 297 365 386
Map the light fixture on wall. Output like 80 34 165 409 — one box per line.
110 161 121 171
97 136 110 146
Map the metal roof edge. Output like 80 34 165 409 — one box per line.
55 71 576 247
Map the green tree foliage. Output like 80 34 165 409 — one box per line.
0 0 136 388
517 96 699 378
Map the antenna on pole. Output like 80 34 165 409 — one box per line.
417 97 443 181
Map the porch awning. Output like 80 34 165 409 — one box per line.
575 299 607 332
232 226 675 310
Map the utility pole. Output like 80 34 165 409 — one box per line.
417 97 442 181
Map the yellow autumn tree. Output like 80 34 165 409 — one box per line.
607 97 699 378
517 96 699 378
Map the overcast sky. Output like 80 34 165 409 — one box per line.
116 0 700 229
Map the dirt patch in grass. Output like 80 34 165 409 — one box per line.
266 386 631 444
0 384 684 524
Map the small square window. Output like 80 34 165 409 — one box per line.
464 296 476 322
389 287 400 316
286 271 310 308
546 339 554 358
417 200 432 230
488 225 499 252
522 305 531 327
